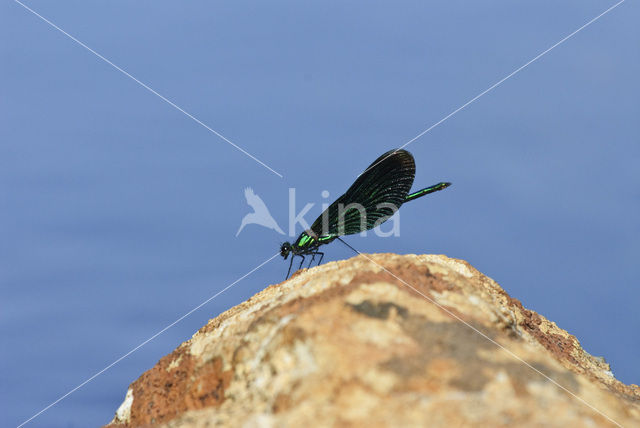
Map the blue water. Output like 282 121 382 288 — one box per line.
2 1 639 426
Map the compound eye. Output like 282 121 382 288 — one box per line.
280 243 291 257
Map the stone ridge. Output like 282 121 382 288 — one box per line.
106 254 640 427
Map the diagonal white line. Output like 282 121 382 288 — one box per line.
13 0 284 179
336 238 623 428
360 0 626 177
16 252 280 428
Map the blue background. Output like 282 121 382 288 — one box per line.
1 1 638 426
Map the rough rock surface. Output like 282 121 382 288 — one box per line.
107 254 640 427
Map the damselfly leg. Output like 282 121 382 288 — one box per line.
307 249 325 268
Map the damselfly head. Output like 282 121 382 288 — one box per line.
280 242 292 259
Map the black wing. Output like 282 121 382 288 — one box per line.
310 149 415 237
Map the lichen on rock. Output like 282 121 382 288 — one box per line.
106 254 640 427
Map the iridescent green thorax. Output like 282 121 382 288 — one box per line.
293 230 336 253
294 231 315 249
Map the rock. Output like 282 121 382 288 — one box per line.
106 254 640 427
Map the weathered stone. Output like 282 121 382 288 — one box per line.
107 254 640 427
